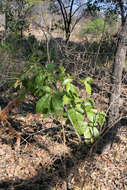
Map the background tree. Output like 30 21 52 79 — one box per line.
94 0 127 150
108 15 127 125
107 0 127 143
0 0 33 37
49 0 94 43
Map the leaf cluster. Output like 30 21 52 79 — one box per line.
16 63 106 143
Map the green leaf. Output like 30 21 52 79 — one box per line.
63 95 71 105
90 127 99 138
91 109 98 113
75 104 84 113
63 78 73 86
84 102 93 112
85 77 94 83
85 97 95 105
84 82 92 95
66 83 78 97
80 77 93 95
59 66 65 74
80 121 88 128
83 100 94 112
51 93 63 114
42 86 52 93
84 100 93 107
84 127 92 143
68 108 84 134
68 108 84 123
86 111 96 122
34 73 44 88
80 77 93 84
38 92 44 97
74 97 82 103
36 94 51 114
98 111 106 126
78 121 88 135
47 74 54 84
85 105 93 112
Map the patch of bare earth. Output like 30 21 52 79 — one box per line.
0 95 73 189
0 80 127 190
70 124 127 190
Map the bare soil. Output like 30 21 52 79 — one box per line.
0 75 127 190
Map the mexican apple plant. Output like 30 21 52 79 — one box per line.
17 62 105 143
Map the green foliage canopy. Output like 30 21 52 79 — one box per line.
83 18 109 36
15 62 106 144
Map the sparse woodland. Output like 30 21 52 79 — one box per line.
0 0 127 189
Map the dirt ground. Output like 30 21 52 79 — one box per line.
0 76 127 190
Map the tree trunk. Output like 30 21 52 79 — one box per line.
65 29 70 44
103 17 127 152
108 17 127 126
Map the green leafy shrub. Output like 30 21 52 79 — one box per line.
16 63 106 143
83 18 109 36
0 0 31 36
